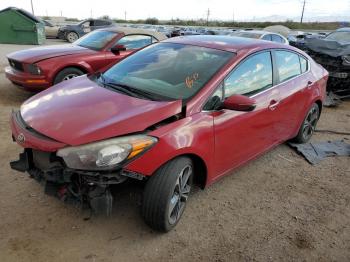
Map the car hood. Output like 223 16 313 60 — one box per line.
7 44 95 64
20 75 183 146
305 37 350 57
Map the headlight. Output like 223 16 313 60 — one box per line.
342 55 350 65
27 64 42 75
57 135 157 170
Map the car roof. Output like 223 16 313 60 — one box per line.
99 26 167 41
163 35 287 53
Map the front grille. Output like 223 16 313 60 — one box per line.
8 58 24 72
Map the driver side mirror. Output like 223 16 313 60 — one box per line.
111 44 126 54
222 94 256 111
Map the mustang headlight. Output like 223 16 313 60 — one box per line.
27 64 42 75
57 135 157 170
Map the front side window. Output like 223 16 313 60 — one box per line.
275 50 301 82
116 35 153 50
224 52 273 97
101 43 234 100
262 34 272 41
74 30 117 50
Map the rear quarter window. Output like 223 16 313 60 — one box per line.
275 50 301 82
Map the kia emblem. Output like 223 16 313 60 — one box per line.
17 133 25 143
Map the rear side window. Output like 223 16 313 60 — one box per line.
300 56 308 73
275 51 301 82
117 35 152 50
224 52 273 97
271 34 284 43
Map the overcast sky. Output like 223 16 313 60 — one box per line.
1 0 349 21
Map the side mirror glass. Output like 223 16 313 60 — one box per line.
222 94 256 111
111 44 126 54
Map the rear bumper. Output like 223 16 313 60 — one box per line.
5 66 50 91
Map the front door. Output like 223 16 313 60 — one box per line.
210 51 281 178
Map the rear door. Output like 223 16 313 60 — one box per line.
271 50 313 140
209 51 282 178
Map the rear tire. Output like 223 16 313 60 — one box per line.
293 103 320 144
53 67 84 85
142 157 193 232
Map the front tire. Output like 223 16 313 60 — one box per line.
66 31 79 43
142 157 193 232
53 67 84 85
293 103 320 143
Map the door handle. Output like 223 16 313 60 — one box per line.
268 99 279 111
307 81 313 89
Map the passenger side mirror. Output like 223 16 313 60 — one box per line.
222 94 256 111
111 44 126 54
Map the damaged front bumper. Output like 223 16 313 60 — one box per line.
10 148 145 216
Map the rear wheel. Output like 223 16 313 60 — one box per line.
54 67 84 85
293 103 320 143
66 31 79 43
142 157 193 232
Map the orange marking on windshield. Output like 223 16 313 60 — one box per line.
185 73 199 88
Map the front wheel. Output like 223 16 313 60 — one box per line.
142 157 193 232
66 31 79 43
293 103 320 143
53 67 84 85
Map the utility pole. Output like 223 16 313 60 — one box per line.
300 0 306 24
232 8 235 23
90 9 93 18
30 0 34 15
124 11 127 21
206 8 210 26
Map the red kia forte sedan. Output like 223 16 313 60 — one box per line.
5 27 166 91
10 36 328 232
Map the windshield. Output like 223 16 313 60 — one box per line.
326 32 350 42
74 30 117 50
101 43 234 100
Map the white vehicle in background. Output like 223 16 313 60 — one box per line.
231 30 289 45
43 20 60 38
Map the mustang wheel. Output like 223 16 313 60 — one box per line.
142 157 193 232
66 31 79 43
293 103 320 143
54 67 84 85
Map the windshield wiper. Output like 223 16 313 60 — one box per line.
98 74 172 101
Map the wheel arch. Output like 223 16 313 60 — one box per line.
314 99 323 118
156 153 208 189
52 64 90 84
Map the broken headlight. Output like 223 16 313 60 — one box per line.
57 135 157 170
342 55 350 65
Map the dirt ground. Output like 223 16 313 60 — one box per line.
0 40 349 262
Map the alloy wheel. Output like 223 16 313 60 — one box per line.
168 165 192 225
63 73 79 81
302 105 319 141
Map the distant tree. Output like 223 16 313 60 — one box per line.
145 17 159 25
100 15 111 20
